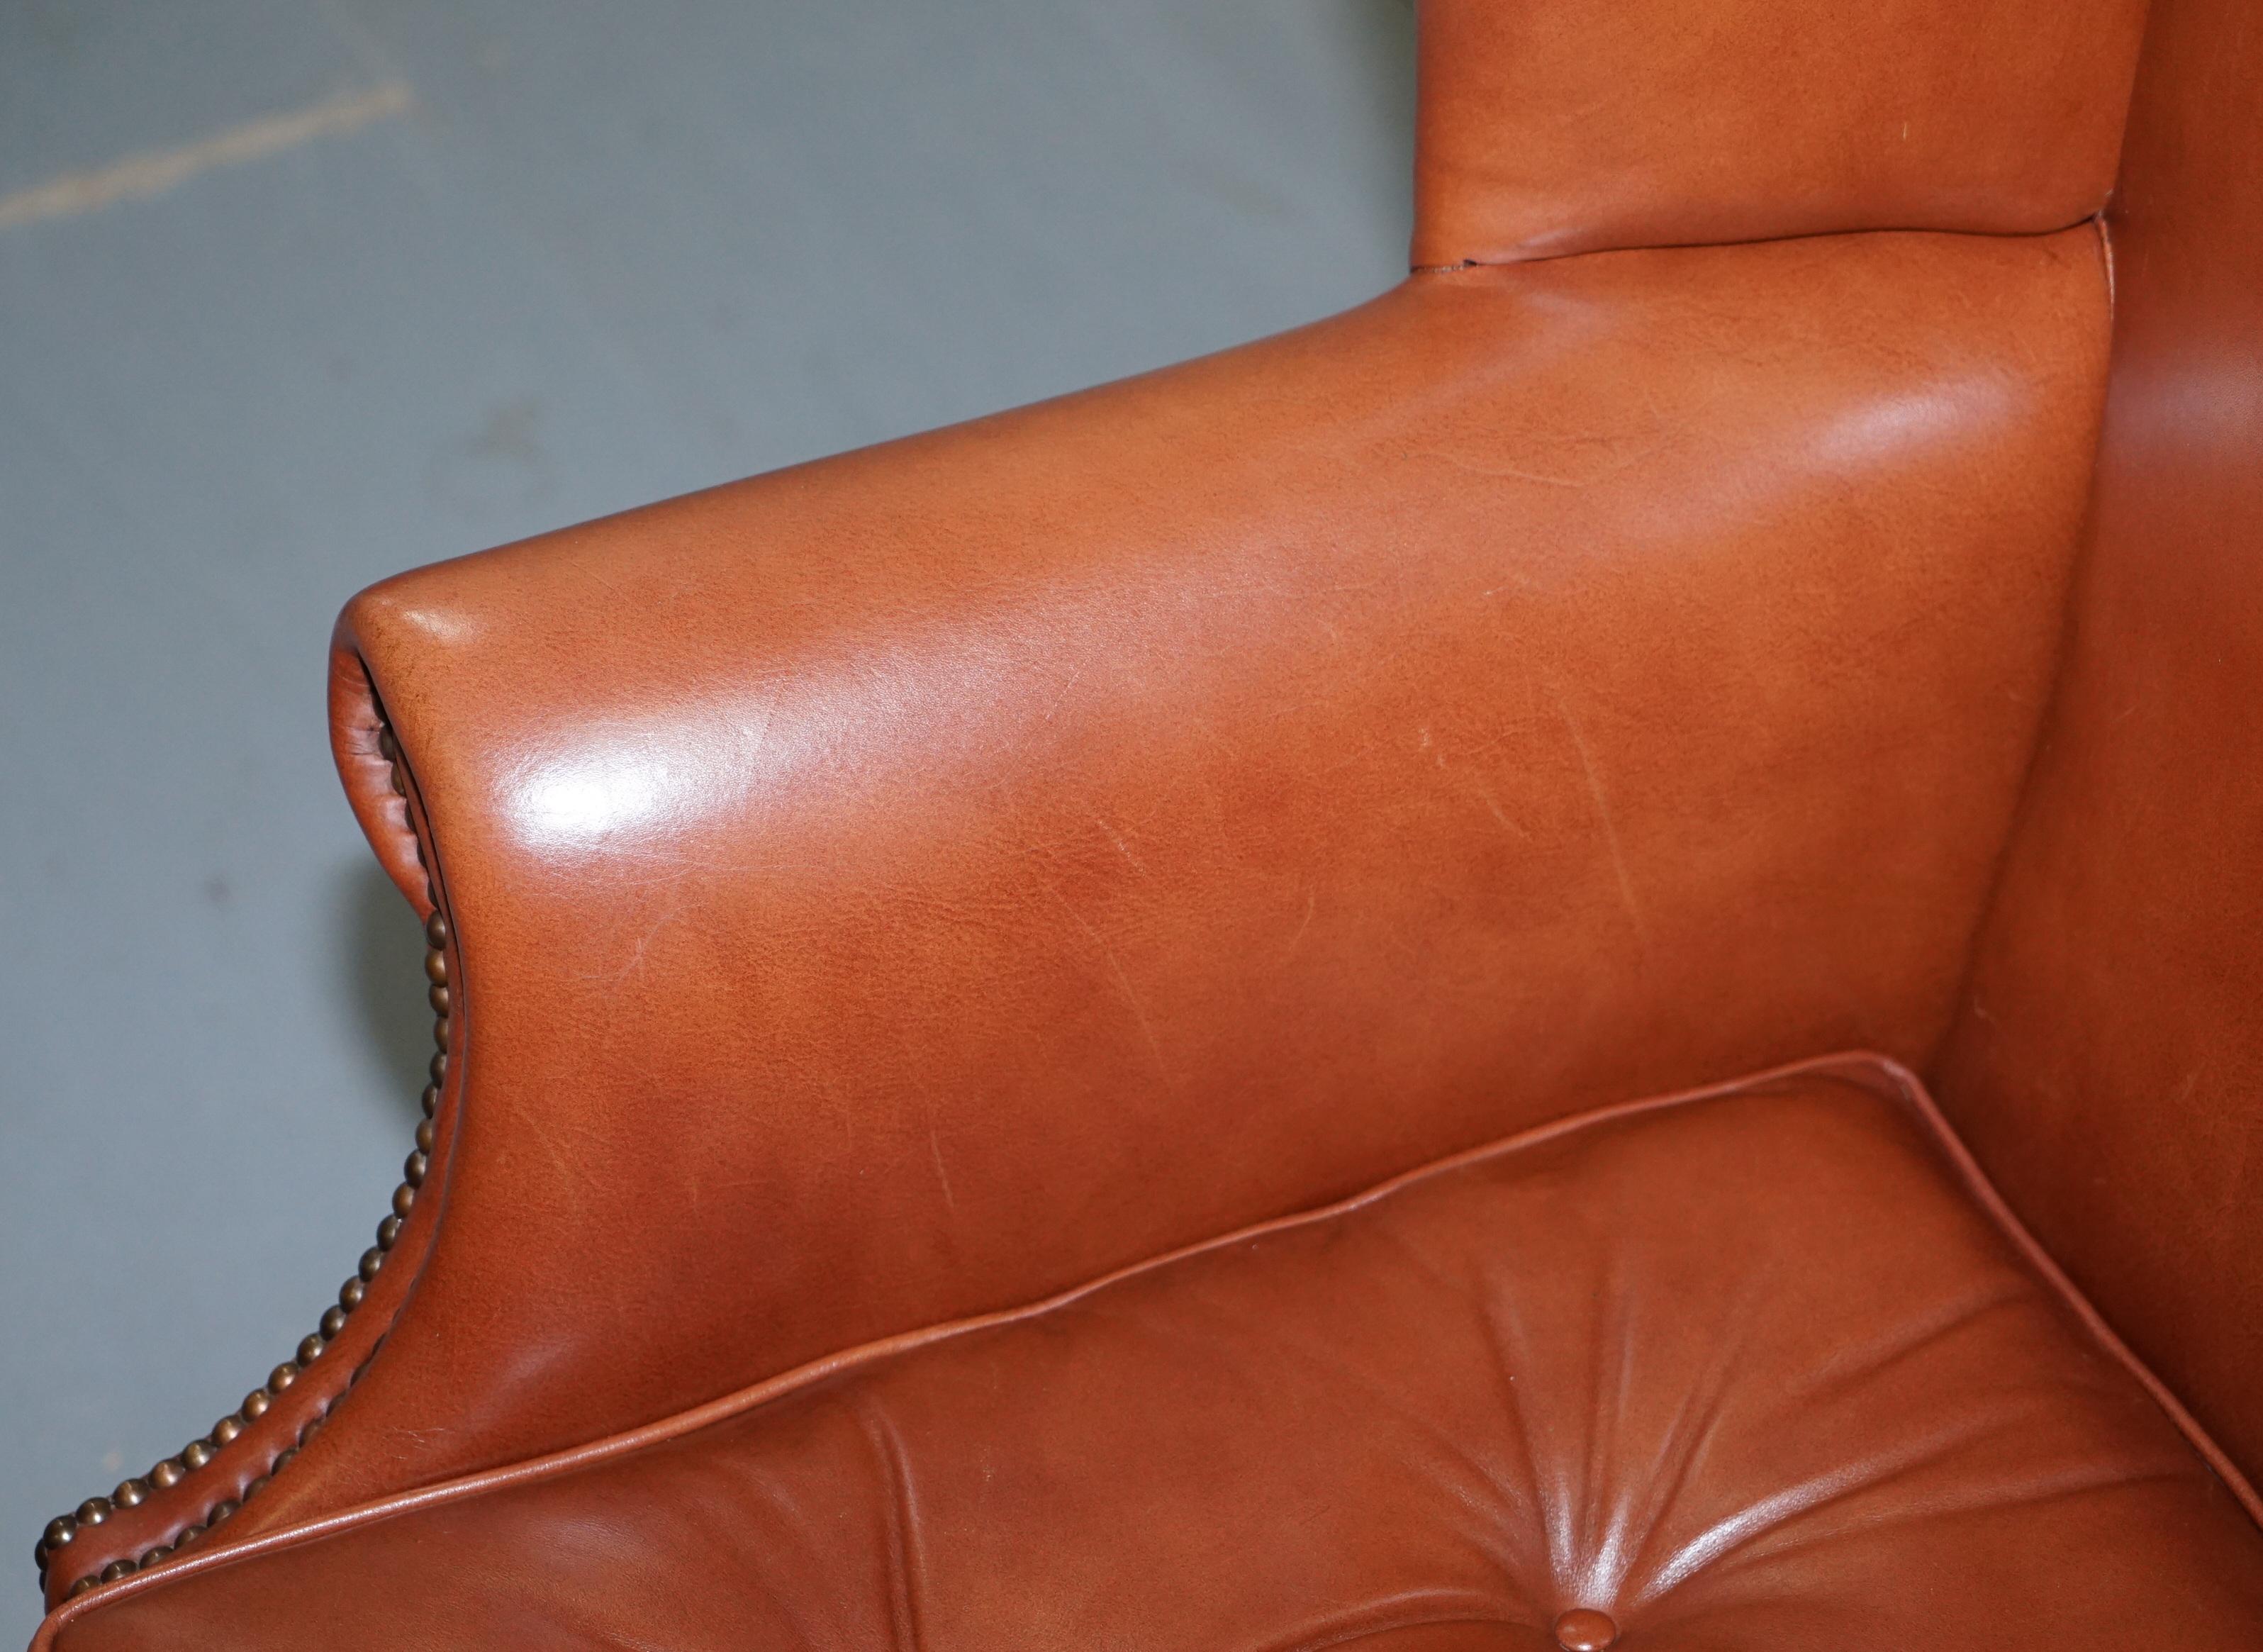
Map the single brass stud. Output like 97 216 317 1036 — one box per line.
42 1517 74 1552
272 1448 298 1473
340 1276 366 1311
240 1390 270 1422
359 1246 385 1281
111 1479 147 1508
420 1082 441 1117
150 1458 185 1490
296 1334 325 1366
425 911 449 950
428 983 450 1016
423 949 448 986
404 1150 429 1188
211 1416 242 1448
414 1118 435 1154
300 1414 325 1445
431 1017 452 1051
138 1547 168 1568
267 1361 298 1395
207 1499 238 1524
391 1182 417 1219
180 1439 213 1473
376 1215 403 1250
74 1498 111 1527
428 1051 448 1085
242 1475 269 1500
320 1305 347 1339
376 727 397 761
176 1524 203 1545
69 1578 94 1600
99 1560 133 1583
388 761 408 797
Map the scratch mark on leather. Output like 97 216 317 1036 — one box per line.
1555 696 1648 944
1092 813 1152 878
1041 880 1175 1090
1468 778 1530 840
1283 888 1318 960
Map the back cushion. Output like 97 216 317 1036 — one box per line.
1414 0 2146 265
1934 0 2263 1488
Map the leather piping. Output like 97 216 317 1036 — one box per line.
31 1049 2260 1646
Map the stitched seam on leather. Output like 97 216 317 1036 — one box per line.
34 1048 2257 1645
1408 215 2111 275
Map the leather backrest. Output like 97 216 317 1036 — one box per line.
1934 0 2263 1489
1413 0 2147 266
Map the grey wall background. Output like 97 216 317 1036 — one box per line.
0 1 1414 1638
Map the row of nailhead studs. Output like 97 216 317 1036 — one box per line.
35 727 448 1600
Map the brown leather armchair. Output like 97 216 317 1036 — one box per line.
29 0 2263 1645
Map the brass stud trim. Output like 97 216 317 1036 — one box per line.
38 710 456 1601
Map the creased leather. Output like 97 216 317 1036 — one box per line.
1412 0 2147 266
327 647 435 922
226 228 2115 1540
1933 0 2263 1492
45 1062 2263 1651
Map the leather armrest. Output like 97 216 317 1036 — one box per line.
236 225 2108 1536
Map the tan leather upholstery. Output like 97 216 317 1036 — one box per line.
30 0 2263 1640
1934 0 2263 1490
45 1063 2263 1649
1412 0 2147 265
269 229 2105 1531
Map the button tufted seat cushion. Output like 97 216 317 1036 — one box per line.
52 1058 2263 1650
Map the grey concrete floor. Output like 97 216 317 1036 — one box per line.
0 1 1414 1638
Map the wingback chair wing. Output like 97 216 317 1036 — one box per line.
29 0 2263 1645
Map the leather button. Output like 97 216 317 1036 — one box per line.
1553 1608 1619 1651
